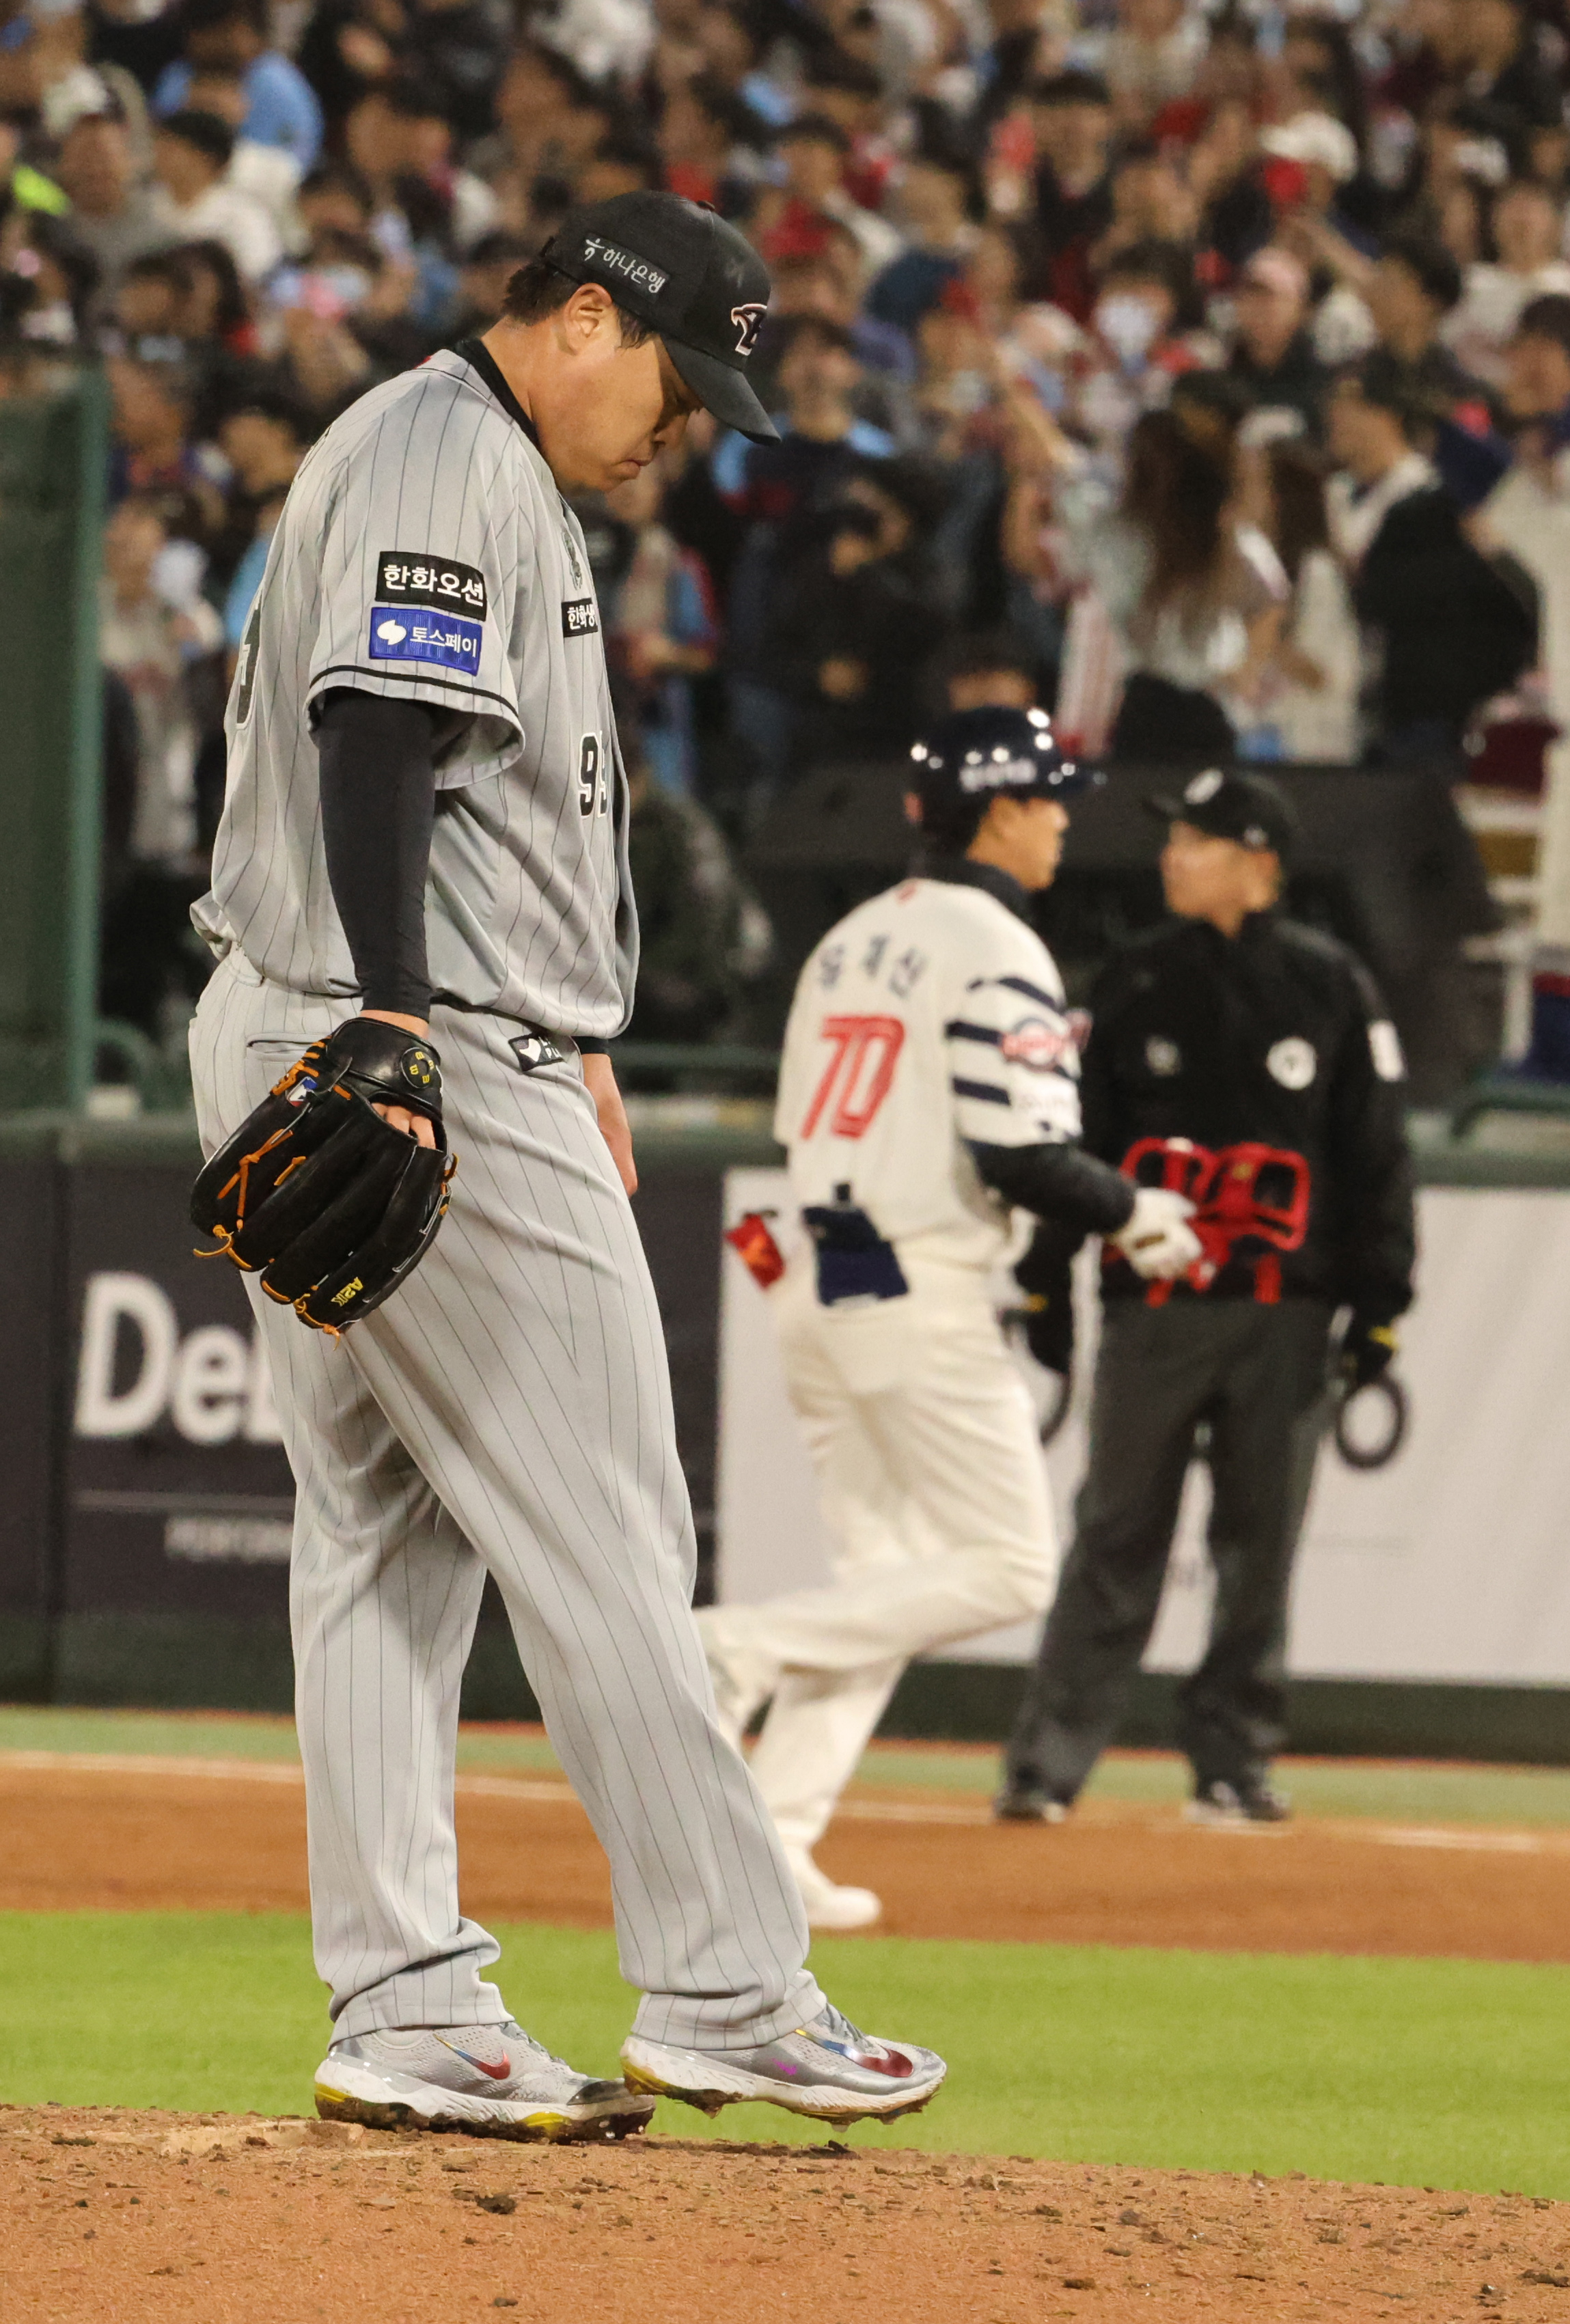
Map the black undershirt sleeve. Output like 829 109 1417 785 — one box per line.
967 1139 1136 1236
315 689 438 1019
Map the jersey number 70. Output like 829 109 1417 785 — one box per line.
800 1015 905 1139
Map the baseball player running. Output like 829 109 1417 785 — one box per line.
699 706 1203 1930
187 192 945 2136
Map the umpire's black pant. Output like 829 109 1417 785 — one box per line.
1006 1297 1334 1803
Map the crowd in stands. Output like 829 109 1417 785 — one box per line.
1 0 1569 1053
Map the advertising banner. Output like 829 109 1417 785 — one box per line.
0 1149 726 1706
64 1165 296 1632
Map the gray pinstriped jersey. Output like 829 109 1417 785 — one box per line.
195 348 638 1035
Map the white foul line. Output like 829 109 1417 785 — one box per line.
2 1752 1567 1856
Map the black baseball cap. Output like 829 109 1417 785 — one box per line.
1144 766 1297 857
911 706 1097 816
540 191 777 443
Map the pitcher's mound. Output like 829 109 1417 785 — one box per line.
3 2105 1567 2322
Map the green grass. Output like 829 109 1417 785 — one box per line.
862 1741 1570 1828
0 1705 563 1774
1 1912 1567 2197
8 1703 1570 1825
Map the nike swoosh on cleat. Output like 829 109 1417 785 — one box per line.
817 2040 913 2079
440 2042 512 2081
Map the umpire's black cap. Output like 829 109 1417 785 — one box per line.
1144 766 1297 859
540 193 777 443
909 706 1095 819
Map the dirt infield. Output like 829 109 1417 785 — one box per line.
5 1756 1570 1961
3 2105 1567 2324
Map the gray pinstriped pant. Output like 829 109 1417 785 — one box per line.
190 950 821 2047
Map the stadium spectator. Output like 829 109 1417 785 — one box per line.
1472 297 1570 1077
1366 233 1489 416
1102 0 1206 131
152 0 323 169
213 389 309 620
1066 238 1216 455
656 69 762 212
52 105 169 282
1028 69 1114 321
1453 0 1564 137
756 113 900 273
941 628 1040 711
107 351 223 542
864 147 979 337
2 0 1564 1068
1037 400 1284 764
1327 355 1534 769
606 455 720 799
1445 179 1570 382
98 493 225 1035
2 210 100 346
182 64 303 232
147 109 281 281
770 464 951 764
1234 434 1360 764
399 0 509 146
1226 247 1328 439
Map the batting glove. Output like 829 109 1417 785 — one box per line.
1110 1187 1203 1282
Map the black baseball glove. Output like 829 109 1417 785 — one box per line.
191 1018 454 1334
1339 1312 1400 1392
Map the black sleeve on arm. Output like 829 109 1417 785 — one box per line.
1323 959 1417 1323
315 689 438 1019
968 1139 1136 1236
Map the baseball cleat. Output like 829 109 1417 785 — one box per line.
693 1608 778 1750
314 2021 655 2142
993 1784 1070 1824
1185 1777 1292 1826
620 2004 946 2125
787 1846 883 1932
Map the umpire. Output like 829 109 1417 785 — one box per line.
997 769 1416 1825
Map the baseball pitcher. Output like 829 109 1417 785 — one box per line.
187 193 946 2135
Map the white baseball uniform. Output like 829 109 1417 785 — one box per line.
708 865 1079 1868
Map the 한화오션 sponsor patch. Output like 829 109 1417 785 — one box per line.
375 552 487 618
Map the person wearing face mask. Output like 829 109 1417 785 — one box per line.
1070 239 1218 455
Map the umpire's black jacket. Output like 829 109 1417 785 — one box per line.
1077 911 1416 1320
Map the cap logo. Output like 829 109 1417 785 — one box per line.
958 749 1037 794
583 236 667 296
730 302 767 359
1185 769 1224 804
